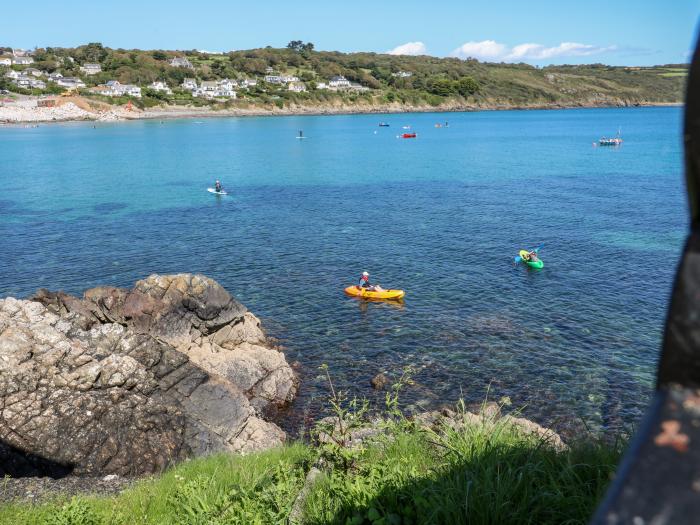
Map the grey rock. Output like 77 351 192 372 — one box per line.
0 274 297 476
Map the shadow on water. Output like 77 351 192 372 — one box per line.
0 440 74 478
92 202 128 214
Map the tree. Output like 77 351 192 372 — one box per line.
287 41 315 54
80 42 108 63
456 76 479 97
152 51 168 61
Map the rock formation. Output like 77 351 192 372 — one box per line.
0 274 297 476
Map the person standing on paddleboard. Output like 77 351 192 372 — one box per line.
215 180 222 193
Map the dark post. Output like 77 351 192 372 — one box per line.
591 29 700 525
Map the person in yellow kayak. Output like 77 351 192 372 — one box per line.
358 271 385 293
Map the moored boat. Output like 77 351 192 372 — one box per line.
598 129 623 146
402 133 417 139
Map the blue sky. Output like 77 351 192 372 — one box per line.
1 1 697 65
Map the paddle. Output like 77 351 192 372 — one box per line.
514 243 544 264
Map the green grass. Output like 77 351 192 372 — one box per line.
0 413 622 525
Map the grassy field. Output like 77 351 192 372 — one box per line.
0 408 622 525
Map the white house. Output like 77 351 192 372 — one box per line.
11 75 44 89
392 71 413 78
169 57 194 69
122 84 141 98
14 75 31 88
239 78 257 88
48 72 64 82
280 75 300 83
181 78 198 90
149 81 172 94
349 83 370 92
24 68 43 77
0 57 11 66
196 80 219 98
12 56 34 65
57 77 86 89
95 81 141 98
288 82 306 93
329 75 350 88
264 75 283 84
4 70 21 80
80 63 102 75
315 82 328 90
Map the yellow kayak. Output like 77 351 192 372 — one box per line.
344 285 405 301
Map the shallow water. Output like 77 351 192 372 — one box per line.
0 107 686 435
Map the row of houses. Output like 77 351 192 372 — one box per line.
90 80 142 98
0 55 34 66
180 78 237 98
4 69 86 90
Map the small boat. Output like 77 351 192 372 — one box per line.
402 125 411 129
378 122 390 127
401 133 416 139
344 285 405 301
599 137 622 146
598 129 622 146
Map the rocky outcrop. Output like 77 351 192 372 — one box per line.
0 274 297 477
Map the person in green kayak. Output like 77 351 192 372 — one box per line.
524 251 539 263
358 271 385 292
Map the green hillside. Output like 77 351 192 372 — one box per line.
0 42 687 110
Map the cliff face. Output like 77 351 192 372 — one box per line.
0 274 297 477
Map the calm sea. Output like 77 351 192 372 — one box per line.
0 107 686 435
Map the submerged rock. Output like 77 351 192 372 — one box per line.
371 373 388 390
0 274 297 476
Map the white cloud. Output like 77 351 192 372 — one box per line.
387 41 427 56
451 40 616 63
451 40 507 60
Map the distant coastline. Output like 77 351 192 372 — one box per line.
0 97 684 125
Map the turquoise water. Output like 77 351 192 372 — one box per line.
0 107 686 435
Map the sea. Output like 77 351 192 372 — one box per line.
0 106 686 436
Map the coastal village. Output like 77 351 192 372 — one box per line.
0 46 381 121
0 43 685 123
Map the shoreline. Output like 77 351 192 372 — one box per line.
0 97 683 125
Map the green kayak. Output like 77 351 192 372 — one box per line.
519 250 544 269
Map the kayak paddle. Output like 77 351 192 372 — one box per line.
514 243 544 264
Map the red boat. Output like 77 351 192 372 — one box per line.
402 133 416 139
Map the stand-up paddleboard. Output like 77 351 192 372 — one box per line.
207 188 228 195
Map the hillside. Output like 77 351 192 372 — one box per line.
0 42 688 112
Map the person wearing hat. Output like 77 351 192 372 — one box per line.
358 271 384 292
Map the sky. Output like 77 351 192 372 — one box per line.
1 0 698 66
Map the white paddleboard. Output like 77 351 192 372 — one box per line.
207 188 228 195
